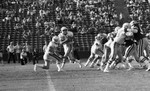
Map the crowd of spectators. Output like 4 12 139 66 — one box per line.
0 0 120 40
125 0 150 33
1 0 150 62
1 0 150 35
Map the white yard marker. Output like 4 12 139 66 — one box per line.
46 70 56 91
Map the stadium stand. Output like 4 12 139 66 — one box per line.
0 0 150 59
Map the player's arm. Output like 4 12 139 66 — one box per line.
48 46 55 54
60 32 74 44
96 43 104 54
62 36 74 44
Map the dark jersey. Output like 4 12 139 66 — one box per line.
124 39 135 47
133 28 145 41
101 37 108 45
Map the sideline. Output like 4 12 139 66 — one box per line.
46 70 56 91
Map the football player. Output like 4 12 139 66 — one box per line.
34 36 63 72
84 34 104 68
103 23 132 72
58 27 82 69
123 21 150 71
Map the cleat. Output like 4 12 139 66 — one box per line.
79 64 82 68
146 64 150 71
103 69 109 73
146 68 150 71
76 60 82 68
84 64 87 67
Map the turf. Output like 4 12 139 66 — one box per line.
0 60 150 91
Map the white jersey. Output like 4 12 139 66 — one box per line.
91 40 103 56
58 31 74 53
43 41 58 60
104 38 113 47
114 28 126 44
58 31 74 45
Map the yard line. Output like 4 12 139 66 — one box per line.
46 70 56 91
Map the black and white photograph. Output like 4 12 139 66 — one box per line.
0 0 150 91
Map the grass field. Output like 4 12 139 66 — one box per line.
0 59 150 91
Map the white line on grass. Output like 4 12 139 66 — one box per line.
46 70 56 91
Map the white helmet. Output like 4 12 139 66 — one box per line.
114 26 121 33
130 20 138 26
61 27 68 32
52 36 59 43
95 34 102 40
107 33 113 39
122 23 131 29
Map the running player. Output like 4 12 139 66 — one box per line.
58 27 82 69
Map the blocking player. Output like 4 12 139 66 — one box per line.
103 23 132 72
98 28 119 71
84 33 104 68
123 21 150 71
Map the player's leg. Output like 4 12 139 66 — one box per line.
109 57 119 69
143 38 150 58
34 59 50 72
90 47 104 68
51 53 64 71
61 45 71 69
56 61 63 72
94 56 102 67
109 45 125 69
89 55 99 68
84 53 95 67
89 48 103 68
69 51 82 68
99 45 110 71
139 38 150 71
123 43 136 61
103 42 117 72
